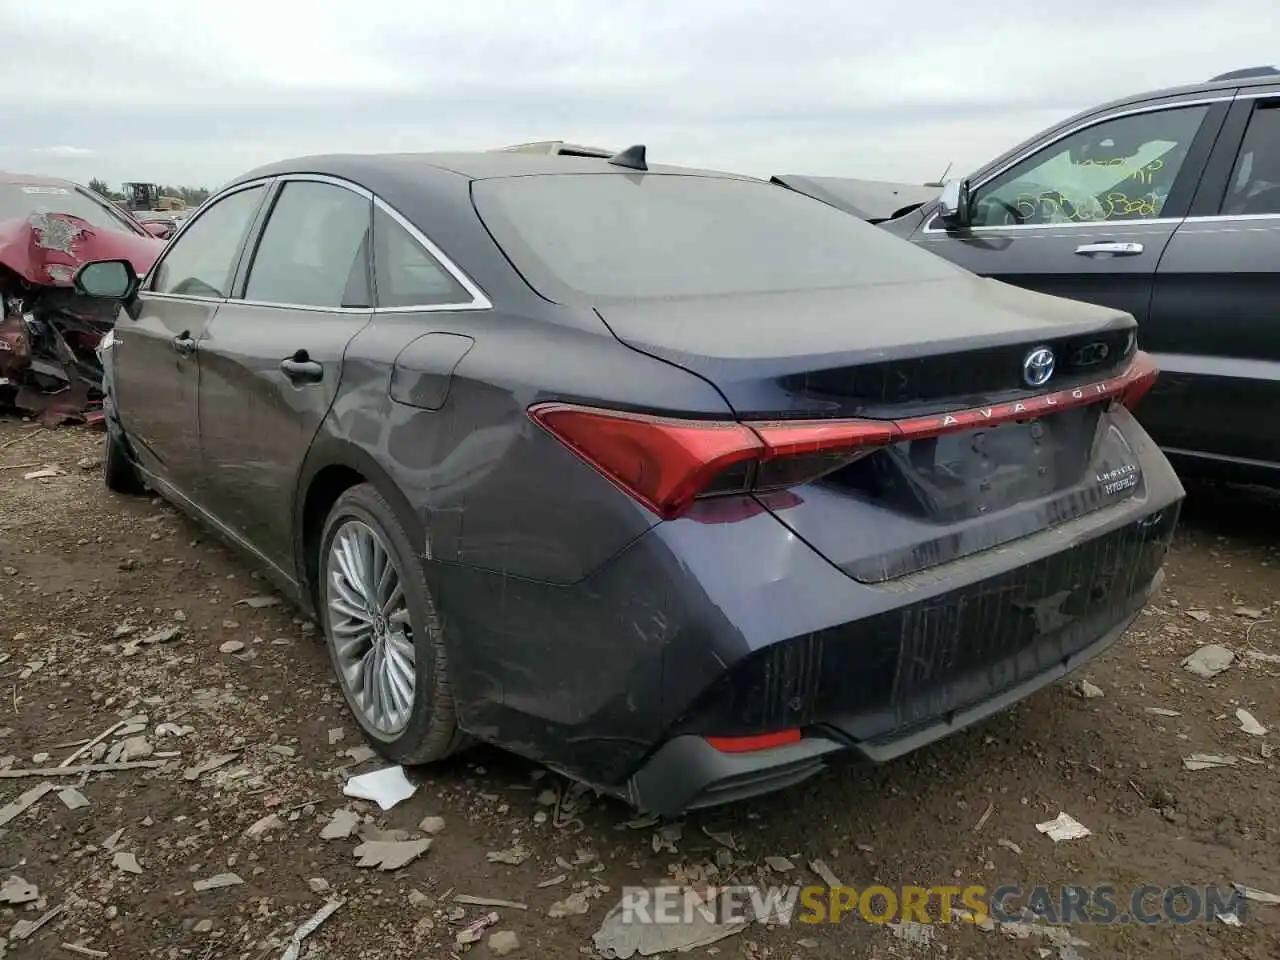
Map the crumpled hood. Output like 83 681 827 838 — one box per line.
0 211 163 288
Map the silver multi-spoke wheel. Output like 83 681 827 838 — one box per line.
325 519 416 737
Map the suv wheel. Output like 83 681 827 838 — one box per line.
318 483 466 764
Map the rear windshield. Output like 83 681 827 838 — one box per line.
471 173 961 303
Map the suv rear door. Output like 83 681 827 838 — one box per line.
913 97 1228 329
1140 87 1280 481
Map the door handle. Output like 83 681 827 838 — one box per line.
1074 241 1144 257
172 331 195 356
280 352 323 384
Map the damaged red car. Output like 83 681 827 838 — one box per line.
0 173 164 425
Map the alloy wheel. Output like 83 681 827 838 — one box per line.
324 519 416 737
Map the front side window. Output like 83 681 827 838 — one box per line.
150 186 266 297
1223 102 1280 216
245 181 372 308
970 105 1209 227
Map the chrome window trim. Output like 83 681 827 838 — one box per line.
143 172 492 313
1186 212 1280 223
922 95 1234 236
144 179 272 294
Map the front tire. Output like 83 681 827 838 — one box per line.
318 483 465 764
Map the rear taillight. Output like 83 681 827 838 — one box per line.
529 351 1159 520
1116 350 1160 409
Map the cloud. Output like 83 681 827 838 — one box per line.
29 146 97 157
0 0 1274 188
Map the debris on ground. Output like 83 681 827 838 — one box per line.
1075 680 1105 699
320 808 361 840
549 885 607 918
234 595 280 609
418 815 446 835
809 859 843 888
119 625 183 657
343 765 416 810
1182 644 1236 678
352 838 432 871
455 912 500 947
111 852 142 874
1145 707 1182 717
1236 708 1269 736
192 873 244 892
1233 883 1280 905
1183 753 1240 770
592 890 746 958
887 920 935 943
279 897 344 960
56 786 88 810
183 752 238 781
1186 609 1212 623
488 929 521 955
0 783 55 826
1035 812 1091 842
488 843 532 866
765 856 795 873
0 876 38 905
453 894 528 910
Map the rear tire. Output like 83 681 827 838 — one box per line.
318 483 466 764
102 428 145 495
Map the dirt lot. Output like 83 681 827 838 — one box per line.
1 419 1279 960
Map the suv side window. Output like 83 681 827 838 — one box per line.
149 185 265 297
372 206 470 308
244 181 373 308
1222 102 1280 216
970 105 1210 227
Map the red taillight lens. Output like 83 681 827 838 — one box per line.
529 351 1159 520
1117 350 1160 409
527 405 765 518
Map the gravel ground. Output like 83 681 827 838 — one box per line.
1 419 1279 960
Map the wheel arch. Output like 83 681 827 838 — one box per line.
294 434 427 618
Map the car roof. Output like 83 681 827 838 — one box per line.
228 150 756 188
1071 68 1280 118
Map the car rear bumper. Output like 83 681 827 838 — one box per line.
627 572 1159 816
437 419 1184 806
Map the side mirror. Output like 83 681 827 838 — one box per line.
73 259 140 301
938 178 972 227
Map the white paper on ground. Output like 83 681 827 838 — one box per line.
343 766 417 811
1035 812 1092 842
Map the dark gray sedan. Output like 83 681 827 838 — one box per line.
73 148 1182 814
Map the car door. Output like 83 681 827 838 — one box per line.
196 176 375 572
1143 89 1280 478
913 99 1228 326
113 183 268 497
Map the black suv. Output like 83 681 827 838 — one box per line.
785 67 1280 487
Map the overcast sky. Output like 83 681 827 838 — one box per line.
1 0 1275 192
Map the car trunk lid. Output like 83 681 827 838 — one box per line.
596 276 1149 581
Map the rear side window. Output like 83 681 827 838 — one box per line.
471 173 962 303
372 206 470 308
150 185 265 297
245 181 372 308
1223 102 1280 216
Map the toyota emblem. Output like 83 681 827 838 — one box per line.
1022 346 1055 388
